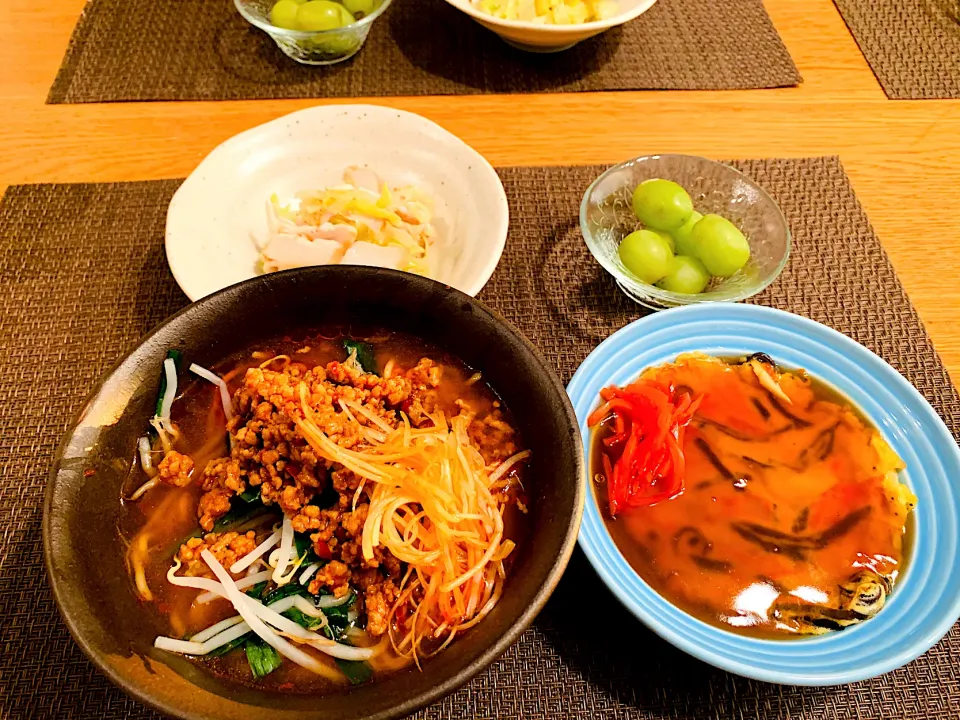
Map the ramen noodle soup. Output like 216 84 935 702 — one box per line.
120 331 530 690
589 353 916 638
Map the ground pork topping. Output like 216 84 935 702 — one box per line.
180 350 521 644
177 530 257 576
468 409 519 463
363 579 400 637
196 357 418 530
157 450 195 487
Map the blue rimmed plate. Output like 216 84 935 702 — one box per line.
567 303 960 686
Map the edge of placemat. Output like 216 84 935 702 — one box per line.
831 0 960 100
750 155 952 364
47 0 104 104
45 0 802 102
830 0 902 99
3 158 960 720
830 1 892 98
1 178 186 195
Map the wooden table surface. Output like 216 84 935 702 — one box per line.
3 0 960 377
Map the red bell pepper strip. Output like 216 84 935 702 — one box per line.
588 398 636 427
591 378 703 517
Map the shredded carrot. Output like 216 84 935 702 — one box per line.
294 384 528 666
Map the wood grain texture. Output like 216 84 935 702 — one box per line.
2 0 960 378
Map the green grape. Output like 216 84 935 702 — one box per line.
672 210 703 257
656 255 711 294
631 179 693 231
689 214 751 277
270 0 302 29
650 229 675 253
297 0 345 30
618 230 674 285
307 32 360 54
338 4 356 24
343 0 375 15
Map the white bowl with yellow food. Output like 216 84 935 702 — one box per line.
166 105 509 301
446 0 658 52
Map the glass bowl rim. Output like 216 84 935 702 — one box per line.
234 0 395 37
579 153 792 305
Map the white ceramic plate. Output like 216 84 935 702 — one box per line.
166 105 509 301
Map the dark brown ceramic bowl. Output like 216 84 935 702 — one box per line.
43 266 585 720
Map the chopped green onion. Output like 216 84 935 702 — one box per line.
342 339 377 374
293 531 320 565
210 497 272 534
281 607 327 632
245 637 282 678
246 581 269 600
207 634 249 658
320 594 355 640
336 659 373 685
262 582 310 606
238 486 262 504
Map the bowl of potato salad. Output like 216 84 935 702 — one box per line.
443 0 657 52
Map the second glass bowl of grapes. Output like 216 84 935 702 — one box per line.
581 154 791 310
235 0 393 65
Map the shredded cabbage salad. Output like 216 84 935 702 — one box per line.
258 167 436 277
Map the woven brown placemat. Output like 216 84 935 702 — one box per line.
2 157 958 719
47 0 800 103
833 0 960 99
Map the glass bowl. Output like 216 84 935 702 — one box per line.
235 0 393 65
580 154 791 310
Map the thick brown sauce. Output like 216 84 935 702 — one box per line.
592 356 912 638
119 329 527 691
